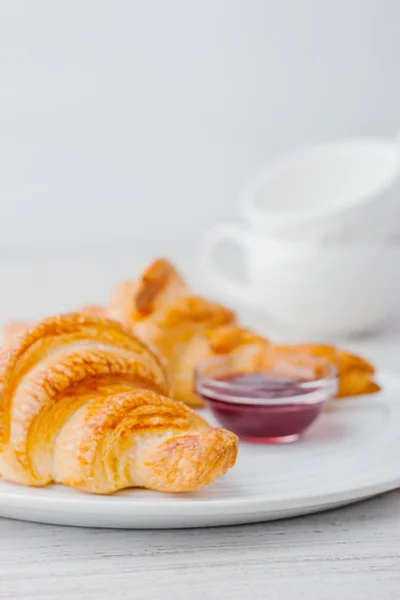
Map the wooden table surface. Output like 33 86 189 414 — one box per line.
0 490 399 600
0 255 399 600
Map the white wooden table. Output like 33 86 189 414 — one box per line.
0 253 399 600
0 490 399 600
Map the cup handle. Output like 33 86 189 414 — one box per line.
199 224 256 305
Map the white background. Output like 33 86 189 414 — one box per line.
0 0 399 257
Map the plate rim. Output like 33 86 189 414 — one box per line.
0 370 398 527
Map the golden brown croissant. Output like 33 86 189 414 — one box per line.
0 313 237 494
105 259 379 405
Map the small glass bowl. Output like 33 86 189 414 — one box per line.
194 349 338 444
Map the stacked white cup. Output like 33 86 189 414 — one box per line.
199 137 400 338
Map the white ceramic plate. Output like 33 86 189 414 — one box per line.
0 372 398 529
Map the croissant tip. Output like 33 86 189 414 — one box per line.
145 427 238 493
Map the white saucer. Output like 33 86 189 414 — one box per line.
0 372 398 529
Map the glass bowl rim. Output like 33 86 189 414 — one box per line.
194 352 338 406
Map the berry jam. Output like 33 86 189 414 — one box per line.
197 372 330 443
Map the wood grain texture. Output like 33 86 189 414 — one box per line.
0 490 399 600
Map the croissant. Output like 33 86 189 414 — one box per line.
0 313 237 494
106 259 380 405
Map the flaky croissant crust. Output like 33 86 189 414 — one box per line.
0 313 237 494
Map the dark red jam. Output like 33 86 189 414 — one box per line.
197 372 328 443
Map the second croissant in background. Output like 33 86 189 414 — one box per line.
3 258 379 407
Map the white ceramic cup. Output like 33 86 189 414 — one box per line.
199 224 400 337
240 138 400 243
